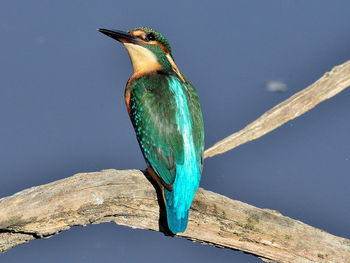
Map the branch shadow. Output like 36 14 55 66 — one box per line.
142 169 174 237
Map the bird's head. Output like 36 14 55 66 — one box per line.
98 27 183 79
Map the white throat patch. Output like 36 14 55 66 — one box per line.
123 43 161 74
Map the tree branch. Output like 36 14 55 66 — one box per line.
204 60 350 158
1 61 350 262
1 169 349 262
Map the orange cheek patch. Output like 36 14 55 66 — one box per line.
137 40 170 55
131 30 145 38
156 43 170 54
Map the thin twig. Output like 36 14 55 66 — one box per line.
204 60 350 158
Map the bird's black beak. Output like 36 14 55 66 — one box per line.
98 28 139 44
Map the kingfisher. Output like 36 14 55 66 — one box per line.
98 27 204 234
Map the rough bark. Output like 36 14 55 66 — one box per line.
1 169 350 263
1 61 350 262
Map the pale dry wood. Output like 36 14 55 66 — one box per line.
204 60 350 158
1 169 349 263
1 61 350 262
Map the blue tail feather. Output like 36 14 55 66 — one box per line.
165 203 189 234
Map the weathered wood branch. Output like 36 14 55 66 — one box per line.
204 60 350 158
1 169 349 263
1 61 350 262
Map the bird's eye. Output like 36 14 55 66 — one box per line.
145 33 156 41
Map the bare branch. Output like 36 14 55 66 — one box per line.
204 60 350 158
1 169 349 263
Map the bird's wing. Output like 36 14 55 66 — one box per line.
128 74 187 190
182 74 205 173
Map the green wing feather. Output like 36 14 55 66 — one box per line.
128 73 204 190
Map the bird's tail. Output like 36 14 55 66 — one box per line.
165 203 189 234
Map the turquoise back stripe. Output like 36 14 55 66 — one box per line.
164 76 201 228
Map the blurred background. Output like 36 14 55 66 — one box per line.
1 1 349 262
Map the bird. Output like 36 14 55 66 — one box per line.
98 27 204 234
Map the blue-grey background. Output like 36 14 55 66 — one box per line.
1 1 349 262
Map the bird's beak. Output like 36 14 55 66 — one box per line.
98 28 139 44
